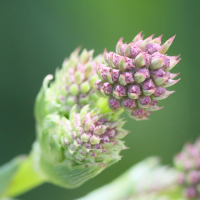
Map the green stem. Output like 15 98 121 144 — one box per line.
4 154 45 198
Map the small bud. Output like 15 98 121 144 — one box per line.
153 90 174 100
144 43 161 55
101 82 113 96
124 42 133 57
152 86 166 97
121 97 136 110
150 69 170 86
80 81 90 94
130 108 151 120
135 52 151 68
140 34 154 50
90 135 101 145
113 84 127 99
137 96 151 108
149 56 165 71
94 80 103 96
128 84 141 99
97 64 110 81
107 69 120 84
119 71 134 86
93 125 108 135
134 68 150 83
81 133 91 142
142 79 156 96
118 57 134 71
108 97 122 111
70 83 79 96
130 44 142 58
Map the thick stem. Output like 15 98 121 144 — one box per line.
4 154 45 198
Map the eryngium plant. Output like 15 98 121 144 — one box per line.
36 105 128 188
94 32 180 120
174 138 200 199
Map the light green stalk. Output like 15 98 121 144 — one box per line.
79 157 184 200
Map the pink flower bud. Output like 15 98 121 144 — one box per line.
142 79 156 96
113 84 127 99
108 97 122 111
128 84 141 99
119 71 134 86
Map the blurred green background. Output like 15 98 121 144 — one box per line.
0 0 199 199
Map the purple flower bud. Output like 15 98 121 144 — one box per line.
184 187 196 199
94 79 103 95
120 44 128 56
187 171 200 184
101 134 110 143
112 53 122 68
138 96 151 108
152 86 166 97
142 79 156 96
118 56 135 71
107 129 116 138
101 82 113 96
119 71 134 86
95 117 108 126
135 52 151 68
121 97 136 109
108 97 122 111
131 108 151 120
85 142 91 149
144 43 161 55
128 84 141 99
97 64 110 81
113 84 127 99
162 56 170 71
150 69 170 86
134 68 150 83
107 69 120 84
130 44 142 58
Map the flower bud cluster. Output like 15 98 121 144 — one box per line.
47 48 101 118
59 105 128 165
94 32 180 120
174 139 200 199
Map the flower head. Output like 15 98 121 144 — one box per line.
174 138 200 199
94 32 180 120
36 105 128 188
35 48 103 126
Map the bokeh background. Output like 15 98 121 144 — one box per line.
0 1 199 199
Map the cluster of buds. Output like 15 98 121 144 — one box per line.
42 48 101 119
60 105 128 165
174 138 200 199
94 32 180 120
37 105 128 188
